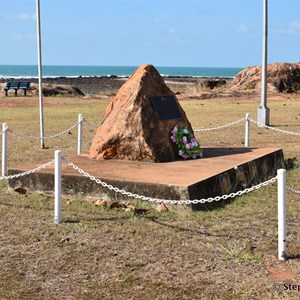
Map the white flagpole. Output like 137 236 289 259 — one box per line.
36 0 45 149
257 0 270 126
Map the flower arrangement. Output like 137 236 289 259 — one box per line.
170 125 203 159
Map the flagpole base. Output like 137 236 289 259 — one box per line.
257 106 270 126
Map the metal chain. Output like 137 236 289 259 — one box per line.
0 159 55 180
83 118 98 129
62 157 277 205
8 121 80 141
194 118 245 132
250 118 300 136
286 186 300 195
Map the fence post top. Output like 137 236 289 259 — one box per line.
277 168 286 175
55 150 62 156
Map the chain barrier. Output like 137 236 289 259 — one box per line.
0 159 54 181
62 157 277 205
8 122 80 141
194 118 245 132
286 186 300 195
83 118 98 129
249 118 300 137
4 115 300 144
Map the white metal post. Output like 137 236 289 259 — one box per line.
1 123 8 177
36 0 45 149
257 0 270 126
54 150 62 224
245 113 250 147
277 168 286 260
77 114 83 155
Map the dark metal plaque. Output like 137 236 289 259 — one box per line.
149 95 183 120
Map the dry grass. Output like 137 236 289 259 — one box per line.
0 91 300 299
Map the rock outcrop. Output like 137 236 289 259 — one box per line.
29 83 84 96
197 79 226 90
89 64 194 162
227 62 300 93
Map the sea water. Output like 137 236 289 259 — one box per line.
0 65 243 79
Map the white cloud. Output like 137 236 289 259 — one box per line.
289 20 300 32
153 17 161 23
235 25 249 33
274 20 300 35
11 33 36 41
208 28 217 34
6 13 36 21
168 28 176 34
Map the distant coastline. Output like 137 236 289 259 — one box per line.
0 65 243 79
1 76 220 96
0 65 243 96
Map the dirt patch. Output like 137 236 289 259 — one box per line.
263 255 295 282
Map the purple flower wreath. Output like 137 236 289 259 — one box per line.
170 125 203 159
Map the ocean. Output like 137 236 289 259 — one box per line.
0 65 243 79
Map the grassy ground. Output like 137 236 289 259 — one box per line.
0 91 300 299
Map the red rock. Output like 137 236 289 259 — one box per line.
227 62 300 93
89 64 193 162
94 199 108 207
156 203 169 213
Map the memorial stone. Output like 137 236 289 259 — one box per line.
89 64 196 162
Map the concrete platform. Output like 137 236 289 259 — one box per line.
8 146 284 210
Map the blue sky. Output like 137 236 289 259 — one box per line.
0 0 300 68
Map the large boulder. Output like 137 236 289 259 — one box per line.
227 62 300 93
89 64 195 162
